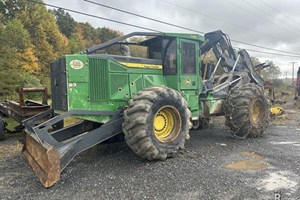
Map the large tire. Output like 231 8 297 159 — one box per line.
224 83 269 139
123 86 192 160
0 117 6 140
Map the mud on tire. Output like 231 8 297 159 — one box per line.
224 83 269 139
122 86 192 160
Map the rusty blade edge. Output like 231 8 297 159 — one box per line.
22 134 61 188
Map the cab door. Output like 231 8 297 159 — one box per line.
179 39 199 90
179 39 200 116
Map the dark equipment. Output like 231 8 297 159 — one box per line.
0 87 51 140
295 67 300 100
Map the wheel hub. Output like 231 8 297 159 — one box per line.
153 106 180 143
154 113 167 132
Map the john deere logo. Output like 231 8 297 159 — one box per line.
185 78 191 85
70 60 84 69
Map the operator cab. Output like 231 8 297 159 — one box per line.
84 32 203 85
84 32 204 116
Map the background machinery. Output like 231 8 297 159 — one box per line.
295 67 300 102
22 30 269 187
0 87 53 140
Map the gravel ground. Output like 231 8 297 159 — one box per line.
0 109 300 200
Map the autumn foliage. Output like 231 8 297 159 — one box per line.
0 0 122 99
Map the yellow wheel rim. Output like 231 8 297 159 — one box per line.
251 100 263 124
153 106 181 143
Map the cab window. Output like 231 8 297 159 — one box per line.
182 42 196 74
163 38 177 75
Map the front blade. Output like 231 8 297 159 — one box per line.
22 133 61 188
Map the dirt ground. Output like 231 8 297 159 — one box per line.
0 102 300 200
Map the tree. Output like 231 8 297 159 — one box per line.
75 22 98 48
261 61 281 80
0 1 69 99
0 19 38 73
96 27 122 54
18 47 39 74
97 27 122 43
0 18 31 50
73 25 122 53
251 57 281 80
0 18 40 99
251 56 260 67
68 32 84 53
0 0 27 22
128 37 147 58
51 8 76 38
16 1 68 79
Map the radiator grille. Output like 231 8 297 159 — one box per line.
89 58 108 101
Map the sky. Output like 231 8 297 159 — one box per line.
44 0 300 78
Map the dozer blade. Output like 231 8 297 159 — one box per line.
22 109 123 188
22 133 61 188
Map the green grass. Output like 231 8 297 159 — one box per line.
3 117 20 132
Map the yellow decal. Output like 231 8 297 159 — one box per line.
70 60 84 69
120 62 162 69
185 78 191 85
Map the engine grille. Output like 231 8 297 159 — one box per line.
89 58 108 101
